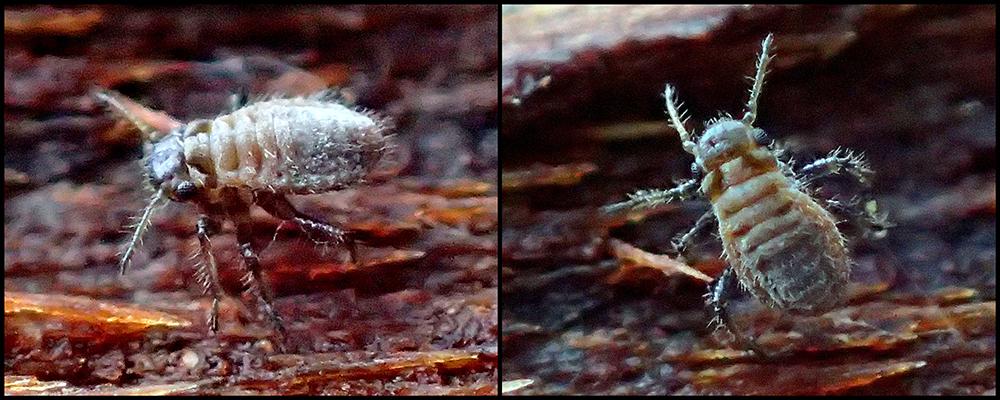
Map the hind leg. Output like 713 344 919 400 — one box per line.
796 149 890 238
254 192 359 265
707 268 765 354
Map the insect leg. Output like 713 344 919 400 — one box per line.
671 209 716 255
195 215 224 332
213 190 286 335
231 214 287 335
254 192 359 264
796 149 890 238
819 195 892 240
707 268 765 354
797 148 873 188
601 177 700 214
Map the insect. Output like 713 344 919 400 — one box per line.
94 88 393 334
604 34 883 351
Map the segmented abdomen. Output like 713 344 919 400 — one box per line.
704 146 850 312
182 97 390 194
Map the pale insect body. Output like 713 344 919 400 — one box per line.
606 34 876 350
699 119 850 313
181 95 389 195
95 88 392 335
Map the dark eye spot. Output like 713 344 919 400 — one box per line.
174 181 198 201
753 128 769 145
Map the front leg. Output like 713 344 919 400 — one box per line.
601 175 701 214
194 215 224 332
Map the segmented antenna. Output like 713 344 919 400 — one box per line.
663 85 695 156
93 89 157 139
119 188 166 275
744 33 775 125
92 88 181 142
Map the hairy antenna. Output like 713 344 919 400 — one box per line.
119 188 166 275
94 87 394 337
744 33 774 125
92 88 181 142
